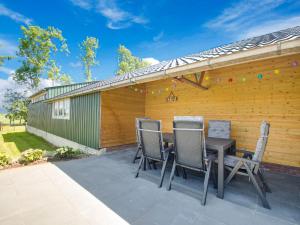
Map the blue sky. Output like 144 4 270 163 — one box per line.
0 0 300 85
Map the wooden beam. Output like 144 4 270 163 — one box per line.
194 71 206 85
174 76 208 90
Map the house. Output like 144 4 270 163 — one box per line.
27 26 300 167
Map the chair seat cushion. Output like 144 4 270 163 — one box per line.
218 156 247 170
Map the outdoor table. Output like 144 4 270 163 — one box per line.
163 132 236 199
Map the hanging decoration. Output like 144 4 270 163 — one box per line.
166 91 178 103
127 60 297 94
257 74 263 80
292 60 299 67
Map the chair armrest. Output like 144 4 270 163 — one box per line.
162 145 173 153
236 148 254 155
226 155 259 166
205 154 217 162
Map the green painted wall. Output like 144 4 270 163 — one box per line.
27 93 100 149
46 83 94 99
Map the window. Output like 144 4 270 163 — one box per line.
52 98 70 119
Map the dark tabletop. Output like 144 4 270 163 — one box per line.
163 133 235 151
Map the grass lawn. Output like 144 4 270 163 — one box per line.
0 126 56 159
0 113 25 125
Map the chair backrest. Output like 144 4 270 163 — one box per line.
208 120 231 139
138 120 164 160
135 118 150 144
253 121 270 162
173 116 206 170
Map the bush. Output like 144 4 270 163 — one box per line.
0 152 11 167
19 149 44 164
55 146 82 159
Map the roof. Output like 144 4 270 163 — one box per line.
29 81 98 99
49 26 300 101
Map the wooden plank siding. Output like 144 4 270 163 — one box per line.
145 54 300 167
100 54 300 167
100 85 146 147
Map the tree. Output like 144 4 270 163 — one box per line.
0 45 14 66
47 60 72 85
116 45 150 76
13 25 69 88
3 89 30 124
79 37 99 81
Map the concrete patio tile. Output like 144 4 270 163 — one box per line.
20 200 76 225
0 213 25 225
9 165 49 186
0 188 21 219
0 169 14 186
0 149 299 225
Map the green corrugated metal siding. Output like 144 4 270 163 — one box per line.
47 83 92 99
28 93 100 149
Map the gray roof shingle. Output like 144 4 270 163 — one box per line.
49 26 300 100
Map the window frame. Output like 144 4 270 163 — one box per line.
52 98 70 120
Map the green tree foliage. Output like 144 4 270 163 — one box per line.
0 45 14 66
79 37 99 81
47 60 72 85
116 45 150 76
14 25 69 88
3 89 30 124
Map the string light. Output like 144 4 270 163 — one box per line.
274 69 280 75
292 60 299 67
257 74 263 80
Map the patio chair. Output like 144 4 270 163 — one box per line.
132 117 150 163
135 120 173 188
167 116 214 205
223 121 271 209
208 120 235 155
208 120 231 139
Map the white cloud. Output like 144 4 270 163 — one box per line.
70 0 93 10
143 57 159 65
70 0 147 29
69 61 82 68
153 31 164 42
0 66 14 75
0 4 32 25
0 75 57 111
0 38 18 55
205 0 285 32
240 16 300 39
97 0 148 29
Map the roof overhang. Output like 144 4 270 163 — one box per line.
46 38 300 102
29 89 47 99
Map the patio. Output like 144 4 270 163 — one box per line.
1 148 299 225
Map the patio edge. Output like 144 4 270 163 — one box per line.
26 125 105 156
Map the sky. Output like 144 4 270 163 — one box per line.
0 0 300 96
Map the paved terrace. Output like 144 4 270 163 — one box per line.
0 148 299 225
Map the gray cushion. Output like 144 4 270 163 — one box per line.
208 120 231 139
139 120 163 160
173 118 205 169
252 121 270 162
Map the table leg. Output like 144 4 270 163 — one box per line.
217 148 224 199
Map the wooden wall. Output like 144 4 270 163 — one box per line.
145 54 300 167
100 85 145 147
